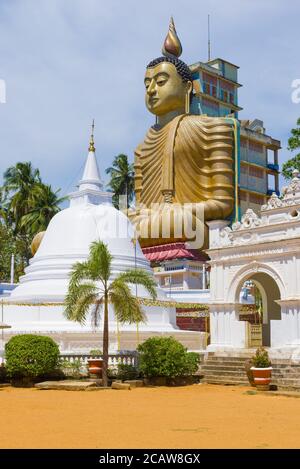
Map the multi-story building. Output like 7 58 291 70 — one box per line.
190 58 281 216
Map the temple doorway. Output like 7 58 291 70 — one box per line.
236 272 281 347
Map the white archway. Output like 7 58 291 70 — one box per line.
206 173 300 353
227 261 286 304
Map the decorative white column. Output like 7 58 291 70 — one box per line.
206 219 230 248
271 300 300 348
202 263 206 290
207 303 247 351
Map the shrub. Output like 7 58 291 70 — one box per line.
5 334 60 379
137 336 200 378
89 349 102 357
252 347 271 368
0 365 7 383
184 352 201 375
59 359 84 379
117 363 139 380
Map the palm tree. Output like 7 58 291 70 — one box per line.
20 183 67 237
64 240 157 386
3 162 41 231
106 154 134 209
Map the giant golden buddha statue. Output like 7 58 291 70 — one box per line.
130 18 235 249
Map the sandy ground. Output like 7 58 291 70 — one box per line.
0 384 300 449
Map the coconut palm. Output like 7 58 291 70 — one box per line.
20 183 66 237
3 162 41 231
64 240 157 387
106 154 134 209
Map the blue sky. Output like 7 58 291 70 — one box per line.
0 0 299 196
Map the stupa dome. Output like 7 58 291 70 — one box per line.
10 137 151 302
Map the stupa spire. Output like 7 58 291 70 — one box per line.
69 121 112 207
89 119 96 152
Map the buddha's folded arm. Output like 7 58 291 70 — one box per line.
134 115 235 221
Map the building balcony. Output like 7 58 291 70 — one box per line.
267 163 279 172
267 189 280 196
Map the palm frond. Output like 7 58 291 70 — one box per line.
68 261 94 288
109 279 146 324
88 241 112 282
64 282 98 324
115 268 157 300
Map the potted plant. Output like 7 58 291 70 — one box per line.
250 347 272 391
87 349 103 378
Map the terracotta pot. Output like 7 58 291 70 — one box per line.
251 367 272 390
88 358 103 378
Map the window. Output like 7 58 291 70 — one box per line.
249 194 264 205
249 142 263 153
249 166 264 178
203 82 210 94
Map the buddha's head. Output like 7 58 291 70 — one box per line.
145 18 193 117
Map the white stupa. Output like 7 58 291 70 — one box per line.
4 126 202 351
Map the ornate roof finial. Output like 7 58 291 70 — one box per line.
89 119 95 152
292 168 299 179
162 17 182 58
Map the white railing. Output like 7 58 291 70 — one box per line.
59 352 139 367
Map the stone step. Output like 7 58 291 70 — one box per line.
204 377 248 385
204 373 249 381
204 361 248 367
276 386 300 392
203 364 247 371
35 380 100 391
206 357 248 362
273 378 300 386
204 369 247 377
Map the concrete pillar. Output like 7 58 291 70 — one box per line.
207 303 247 351
202 264 206 290
271 300 300 348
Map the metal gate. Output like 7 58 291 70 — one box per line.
247 323 262 348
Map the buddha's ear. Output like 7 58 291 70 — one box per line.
186 80 193 94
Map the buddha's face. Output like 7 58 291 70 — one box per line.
144 62 192 116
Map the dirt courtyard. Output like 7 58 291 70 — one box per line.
0 383 300 449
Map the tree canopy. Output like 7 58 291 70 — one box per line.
282 118 300 180
106 154 134 209
0 162 65 282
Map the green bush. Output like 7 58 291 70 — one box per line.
0 365 7 383
117 363 139 380
89 349 102 357
5 334 60 379
59 359 84 379
137 336 200 378
251 347 271 368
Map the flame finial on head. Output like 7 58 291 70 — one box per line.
162 17 182 58
89 119 95 152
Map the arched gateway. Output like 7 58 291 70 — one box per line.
206 170 300 355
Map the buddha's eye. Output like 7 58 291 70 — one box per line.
157 79 167 86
